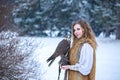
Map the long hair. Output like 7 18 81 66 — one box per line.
71 19 97 49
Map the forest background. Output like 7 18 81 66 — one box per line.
0 0 120 39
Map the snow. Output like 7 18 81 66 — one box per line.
31 37 120 80
96 37 120 80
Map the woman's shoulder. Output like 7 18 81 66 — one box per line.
82 43 93 49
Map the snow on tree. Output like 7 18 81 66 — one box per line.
0 31 42 80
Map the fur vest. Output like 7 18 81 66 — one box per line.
68 38 96 80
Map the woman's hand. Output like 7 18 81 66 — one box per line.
61 65 70 70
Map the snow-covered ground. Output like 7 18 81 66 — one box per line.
32 37 120 80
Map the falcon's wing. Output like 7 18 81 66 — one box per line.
46 39 70 66
55 39 70 54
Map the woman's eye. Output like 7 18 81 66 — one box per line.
77 28 80 30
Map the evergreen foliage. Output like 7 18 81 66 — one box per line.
12 0 119 37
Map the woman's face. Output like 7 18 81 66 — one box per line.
73 24 84 39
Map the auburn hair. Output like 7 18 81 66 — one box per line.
71 19 97 49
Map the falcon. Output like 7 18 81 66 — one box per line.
46 36 71 66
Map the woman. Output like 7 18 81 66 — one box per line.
61 19 97 80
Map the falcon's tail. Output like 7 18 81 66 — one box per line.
47 58 55 66
46 55 54 63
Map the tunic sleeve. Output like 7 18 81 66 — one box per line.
69 43 93 75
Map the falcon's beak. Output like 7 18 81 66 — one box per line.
65 35 71 41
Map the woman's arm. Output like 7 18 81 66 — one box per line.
61 43 93 75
